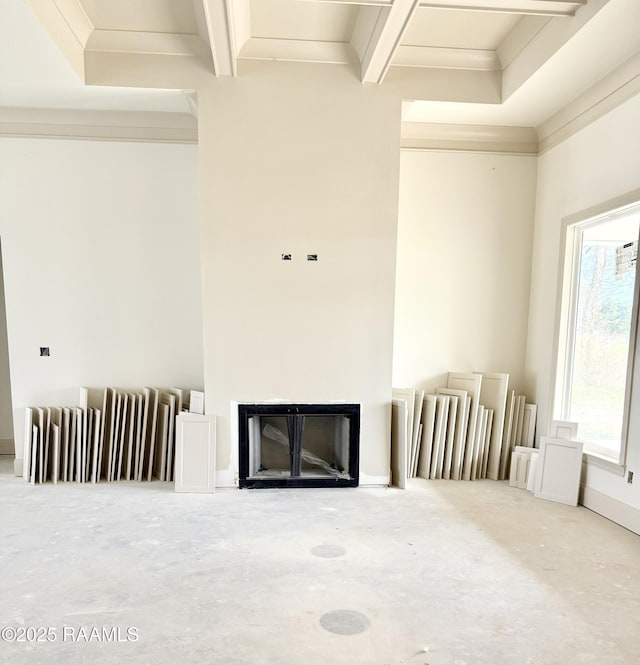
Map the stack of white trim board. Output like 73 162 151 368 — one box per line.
22 386 203 484
391 372 537 487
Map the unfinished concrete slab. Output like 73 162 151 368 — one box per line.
1 458 638 665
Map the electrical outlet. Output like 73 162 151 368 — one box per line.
40 347 50 357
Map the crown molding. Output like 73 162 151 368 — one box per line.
400 49 640 156
417 1 585 16
310 0 584 13
239 38 358 65
0 108 198 144
394 45 500 71
401 122 538 154
537 50 640 154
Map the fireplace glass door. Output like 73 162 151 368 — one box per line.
238 404 360 488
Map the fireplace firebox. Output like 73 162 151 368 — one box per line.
238 403 360 488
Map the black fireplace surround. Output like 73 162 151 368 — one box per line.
238 403 360 488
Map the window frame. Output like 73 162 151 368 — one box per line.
552 189 640 471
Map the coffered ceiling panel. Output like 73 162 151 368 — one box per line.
402 7 522 49
250 0 358 42
81 0 199 35
12 0 640 149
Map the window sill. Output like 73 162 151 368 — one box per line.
583 451 626 476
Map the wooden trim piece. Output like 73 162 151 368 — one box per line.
391 399 408 488
549 419 578 440
509 445 537 489
410 390 425 477
534 436 583 505
28 0 89 79
471 405 485 480
441 395 459 480
584 452 625 477
0 108 198 144
580 485 640 535
22 409 32 481
393 388 416 478
175 414 216 493
436 388 468 480
476 372 509 480
447 372 483 481
417 395 437 479
499 389 516 479
359 0 421 84
239 38 357 65
394 45 500 71
401 123 538 154
430 395 450 479
522 404 537 446
418 1 584 15
538 51 640 154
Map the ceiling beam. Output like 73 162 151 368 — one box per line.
201 0 250 77
306 0 585 16
28 0 93 81
416 1 586 16
356 0 421 84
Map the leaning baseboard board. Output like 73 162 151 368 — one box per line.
580 485 640 536
0 438 14 455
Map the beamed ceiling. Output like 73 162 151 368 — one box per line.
4 0 640 151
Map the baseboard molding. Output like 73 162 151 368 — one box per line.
580 485 640 536
216 469 237 490
0 439 14 455
358 473 390 487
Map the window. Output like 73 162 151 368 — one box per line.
555 197 640 463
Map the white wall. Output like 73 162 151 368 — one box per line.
527 92 640 515
0 138 204 462
198 61 401 486
393 150 537 393
0 248 14 448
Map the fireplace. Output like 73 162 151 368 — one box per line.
238 403 360 488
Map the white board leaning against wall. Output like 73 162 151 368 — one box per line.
533 436 583 506
174 414 216 493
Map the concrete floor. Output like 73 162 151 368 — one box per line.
1 456 639 665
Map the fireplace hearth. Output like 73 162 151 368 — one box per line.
238 403 360 488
